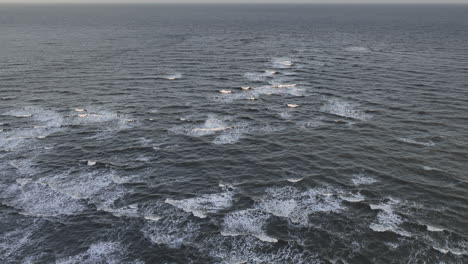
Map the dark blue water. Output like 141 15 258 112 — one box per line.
1 4 467 264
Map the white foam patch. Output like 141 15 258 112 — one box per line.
56 242 143 264
352 174 377 186
221 209 275 243
255 186 344 225
369 198 411 237
345 46 370 53
398 138 435 147
142 210 200 248
0 182 87 216
320 99 372 121
165 188 236 218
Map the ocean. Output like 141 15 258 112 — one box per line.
0 4 467 263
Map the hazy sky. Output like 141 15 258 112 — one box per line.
1 0 467 3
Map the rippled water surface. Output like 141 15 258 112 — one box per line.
1 4 468 264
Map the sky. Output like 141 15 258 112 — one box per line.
0 0 467 3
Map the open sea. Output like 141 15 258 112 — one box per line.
0 4 467 264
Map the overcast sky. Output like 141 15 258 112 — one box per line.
0 0 467 3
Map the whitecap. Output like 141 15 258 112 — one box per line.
213 123 250 145
272 58 294 68
426 225 444 232
221 209 275 242
142 210 199 248
422 166 439 171
170 114 230 137
255 186 344 225
399 138 435 147
164 73 182 80
0 107 64 149
369 198 411 237
345 46 370 53
286 178 304 183
340 192 365 203
320 99 372 121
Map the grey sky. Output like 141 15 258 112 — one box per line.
0 0 467 3
1 0 467 3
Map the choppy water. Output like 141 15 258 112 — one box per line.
1 4 468 264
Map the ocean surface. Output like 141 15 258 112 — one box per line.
0 4 467 264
